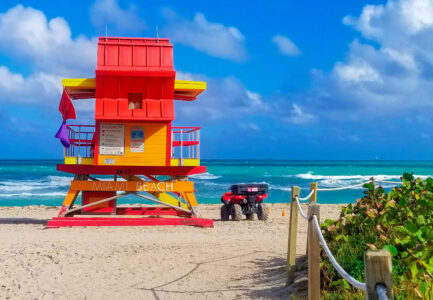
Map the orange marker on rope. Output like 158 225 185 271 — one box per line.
282 209 286 216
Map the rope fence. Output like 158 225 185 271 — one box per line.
294 196 308 220
298 189 315 201
286 179 394 300
311 214 366 291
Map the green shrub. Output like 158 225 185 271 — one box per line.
320 173 433 299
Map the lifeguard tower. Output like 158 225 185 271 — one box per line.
47 37 213 228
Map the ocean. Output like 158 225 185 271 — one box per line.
0 160 432 206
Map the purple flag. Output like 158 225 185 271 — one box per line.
55 121 70 148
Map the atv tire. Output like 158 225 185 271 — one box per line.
231 204 243 221
257 203 269 221
220 204 230 221
246 213 254 220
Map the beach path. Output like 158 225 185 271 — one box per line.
0 203 340 299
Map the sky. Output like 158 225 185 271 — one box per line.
0 0 432 160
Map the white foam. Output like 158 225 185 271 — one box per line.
197 181 228 189
269 184 291 192
0 192 66 197
189 172 221 180
294 172 431 189
0 176 72 192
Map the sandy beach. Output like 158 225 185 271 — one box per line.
0 203 341 299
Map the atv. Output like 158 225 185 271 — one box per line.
220 184 269 221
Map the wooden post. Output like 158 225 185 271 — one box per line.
306 182 318 255
286 185 300 286
308 203 320 300
365 250 393 300
310 182 317 203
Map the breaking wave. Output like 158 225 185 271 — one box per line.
189 172 222 180
0 176 72 193
0 192 66 198
293 173 431 189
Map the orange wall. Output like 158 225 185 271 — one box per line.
97 122 167 166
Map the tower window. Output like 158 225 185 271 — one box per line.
128 93 142 109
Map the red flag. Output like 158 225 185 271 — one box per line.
58 89 76 121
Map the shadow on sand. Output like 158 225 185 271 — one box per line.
130 251 308 300
246 255 308 299
0 218 47 225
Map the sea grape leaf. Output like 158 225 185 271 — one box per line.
403 172 414 182
319 173 433 299
342 279 350 290
405 223 418 233
382 245 398 257
410 262 418 279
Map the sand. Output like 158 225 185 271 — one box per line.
0 203 341 299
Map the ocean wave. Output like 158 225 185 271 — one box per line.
294 173 432 189
189 172 222 180
269 184 291 192
0 192 66 197
195 181 228 189
0 176 72 192
296 173 399 180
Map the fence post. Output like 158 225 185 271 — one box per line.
306 182 318 255
310 182 317 203
308 203 320 300
365 250 393 300
286 185 300 286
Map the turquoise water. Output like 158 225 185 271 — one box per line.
0 160 432 206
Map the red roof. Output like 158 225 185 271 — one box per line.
95 37 176 121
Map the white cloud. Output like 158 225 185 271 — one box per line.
0 66 96 117
272 35 301 56
90 0 146 34
239 122 261 132
175 71 317 128
0 66 60 103
246 90 264 105
0 5 97 76
343 0 433 37
305 0 433 122
162 9 247 62
0 4 97 120
334 60 381 82
174 72 267 124
285 104 316 124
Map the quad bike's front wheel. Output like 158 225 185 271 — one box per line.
231 204 243 221
220 204 230 221
257 203 269 221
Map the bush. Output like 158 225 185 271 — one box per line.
320 173 433 299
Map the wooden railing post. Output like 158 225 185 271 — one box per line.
308 203 320 300
310 182 317 203
365 250 393 300
306 182 318 255
286 185 300 286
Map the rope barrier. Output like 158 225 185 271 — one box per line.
311 215 367 291
294 196 308 220
290 180 393 297
299 189 315 201
376 284 389 300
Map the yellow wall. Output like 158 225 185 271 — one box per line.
170 158 200 166
64 157 95 165
97 122 167 166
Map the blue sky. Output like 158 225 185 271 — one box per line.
0 0 432 160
